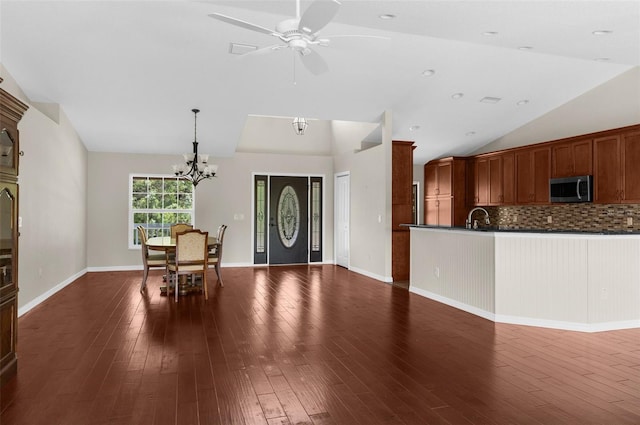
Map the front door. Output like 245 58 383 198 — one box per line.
269 176 308 264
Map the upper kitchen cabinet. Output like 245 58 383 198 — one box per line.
515 146 551 204
489 153 515 205
468 157 488 206
551 138 593 178
425 160 453 197
424 157 466 226
0 90 28 180
594 130 640 203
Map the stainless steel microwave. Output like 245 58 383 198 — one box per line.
549 175 592 203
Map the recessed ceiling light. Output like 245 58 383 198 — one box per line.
379 14 396 20
480 96 501 104
409 125 421 131
518 46 533 51
592 30 613 36
517 100 529 106
451 93 464 99
482 31 498 36
466 131 476 137
422 69 435 77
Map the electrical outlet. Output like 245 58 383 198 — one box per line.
547 216 553 224
512 215 518 223
627 217 633 226
434 266 440 278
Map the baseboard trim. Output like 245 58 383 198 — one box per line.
349 266 393 283
409 287 495 322
409 286 640 332
18 269 88 317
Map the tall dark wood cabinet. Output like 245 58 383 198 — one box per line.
392 141 415 282
0 84 28 386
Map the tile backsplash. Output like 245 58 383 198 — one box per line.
484 204 640 232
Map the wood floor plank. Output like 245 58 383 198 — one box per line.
1 267 639 425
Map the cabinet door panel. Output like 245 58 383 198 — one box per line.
437 198 452 226
501 153 515 204
392 231 410 281
594 135 621 203
573 139 593 176
552 143 573 178
392 143 413 204
515 150 533 204
0 183 18 300
532 147 551 204
425 198 438 225
424 164 438 197
437 162 452 196
488 156 502 205
622 131 640 202
476 158 489 205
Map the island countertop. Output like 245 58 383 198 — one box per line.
403 223 640 235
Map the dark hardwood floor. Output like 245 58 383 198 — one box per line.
1 265 639 424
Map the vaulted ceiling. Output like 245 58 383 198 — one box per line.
1 1 638 164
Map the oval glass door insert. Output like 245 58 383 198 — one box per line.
277 185 300 248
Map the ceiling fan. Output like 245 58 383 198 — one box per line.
209 0 386 75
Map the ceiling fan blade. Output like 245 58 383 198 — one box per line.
242 44 287 57
319 34 391 50
299 49 329 75
208 13 280 37
298 0 341 35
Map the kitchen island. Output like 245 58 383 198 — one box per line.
409 225 640 332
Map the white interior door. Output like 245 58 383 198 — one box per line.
335 173 350 268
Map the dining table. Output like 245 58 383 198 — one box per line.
146 235 218 296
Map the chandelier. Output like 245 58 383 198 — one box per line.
172 109 218 186
292 117 308 135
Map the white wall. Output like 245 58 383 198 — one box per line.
87 151 334 269
333 111 393 282
474 66 640 154
1 65 88 314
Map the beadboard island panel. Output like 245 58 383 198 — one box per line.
409 226 640 332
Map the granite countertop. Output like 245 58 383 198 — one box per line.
403 224 640 235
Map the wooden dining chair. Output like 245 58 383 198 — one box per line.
137 226 166 292
170 223 193 238
208 224 227 287
166 229 209 302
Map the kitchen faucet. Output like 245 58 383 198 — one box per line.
466 207 491 229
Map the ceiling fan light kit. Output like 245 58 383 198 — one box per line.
292 117 308 135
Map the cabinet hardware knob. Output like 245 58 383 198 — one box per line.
19 151 24 156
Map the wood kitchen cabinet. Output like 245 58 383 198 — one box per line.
0 86 27 386
594 130 640 203
424 157 466 226
468 157 489 206
489 153 515 205
469 153 514 206
392 141 415 282
425 160 453 197
515 146 551 204
552 138 592 178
